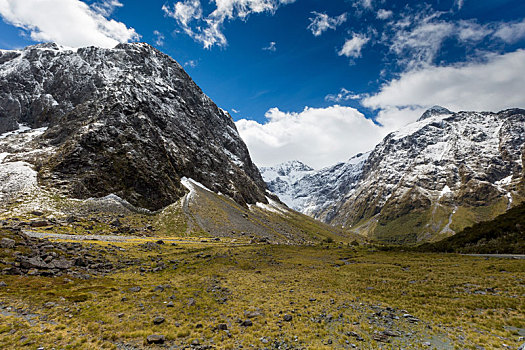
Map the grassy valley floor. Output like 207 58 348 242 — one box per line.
0 235 524 349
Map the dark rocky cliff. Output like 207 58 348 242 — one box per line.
0 43 267 210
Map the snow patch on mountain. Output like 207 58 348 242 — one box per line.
261 107 524 242
260 153 370 219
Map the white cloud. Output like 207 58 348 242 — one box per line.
92 0 122 16
456 20 492 42
376 9 392 20
263 41 276 51
325 88 362 103
236 105 387 168
454 0 465 10
353 0 373 10
0 0 139 48
307 12 347 37
389 15 455 68
163 0 295 48
231 108 240 114
338 33 369 58
494 19 525 44
184 59 198 68
363 50 525 128
153 30 165 46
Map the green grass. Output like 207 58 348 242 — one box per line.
0 240 523 349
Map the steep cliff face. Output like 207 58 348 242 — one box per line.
261 108 525 244
0 43 267 210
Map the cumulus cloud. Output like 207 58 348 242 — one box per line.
338 33 369 58
363 49 525 128
0 0 139 48
307 12 347 37
236 106 387 168
163 0 295 48
325 88 362 103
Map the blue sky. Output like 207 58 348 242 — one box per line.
1 0 524 168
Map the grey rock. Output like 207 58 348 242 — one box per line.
240 320 253 327
128 286 141 292
50 258 73 269
0 238 15 249
153 316 165 325
283 314 293 322
146 334 165 344
30 220 50 228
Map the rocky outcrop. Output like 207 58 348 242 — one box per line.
0 43 266 210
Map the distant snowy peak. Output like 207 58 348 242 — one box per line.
417 106 453 121
260 152 370 216
260 160 314 182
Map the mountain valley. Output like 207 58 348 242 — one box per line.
0 43 523 349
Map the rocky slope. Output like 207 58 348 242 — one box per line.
262 107 525 244
0 42 266 211
0 43 351 244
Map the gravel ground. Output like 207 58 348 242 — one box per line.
21 230 241 245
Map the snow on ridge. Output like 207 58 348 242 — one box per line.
0 124 31 139
392 112 452 140
254 196 288 214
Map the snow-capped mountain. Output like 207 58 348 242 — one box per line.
261 107 525 243
0 43 266 210
260 152 369 217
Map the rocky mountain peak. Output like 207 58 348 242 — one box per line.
262 160 314 177
0 42 267 211
417 105 453 121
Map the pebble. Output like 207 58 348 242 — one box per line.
153 316 165 325
241 320 253 327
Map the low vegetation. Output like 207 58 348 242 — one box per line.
417 202 525 254
0 231 524 349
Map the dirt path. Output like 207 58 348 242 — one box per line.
21 230 222 244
